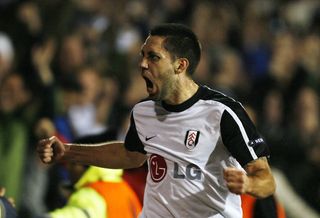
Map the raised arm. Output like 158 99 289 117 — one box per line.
223 157 276 198
37 136 147 169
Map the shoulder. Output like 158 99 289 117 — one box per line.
132 98 158 115
199 85 244 110
134 97 154 107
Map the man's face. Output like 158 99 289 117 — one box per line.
139 36 176 101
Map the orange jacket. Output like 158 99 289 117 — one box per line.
89 180 142 218
241 194 286 218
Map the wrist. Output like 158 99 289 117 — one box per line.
244 176 254 196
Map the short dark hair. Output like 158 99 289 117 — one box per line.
150 23 201 76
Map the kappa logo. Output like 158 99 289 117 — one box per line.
184 130 200 150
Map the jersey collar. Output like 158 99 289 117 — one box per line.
161 85 203 112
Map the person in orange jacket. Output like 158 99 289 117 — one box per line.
241 194 286 218
39 165 141 218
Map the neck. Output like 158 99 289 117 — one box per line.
163 77 199 105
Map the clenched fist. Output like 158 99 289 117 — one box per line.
37 136 67 164
223 167 250 195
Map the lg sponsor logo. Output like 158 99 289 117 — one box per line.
149 154 167 182
149 154 202 183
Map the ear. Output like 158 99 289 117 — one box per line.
174 58 189 74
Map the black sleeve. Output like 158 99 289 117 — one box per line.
124 113 146 154
220 106 270 167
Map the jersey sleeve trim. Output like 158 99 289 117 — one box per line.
124 113 146 154
225 107 258 159
220 107 270 167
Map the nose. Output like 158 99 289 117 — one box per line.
139 57 148 69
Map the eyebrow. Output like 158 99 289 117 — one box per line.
140 49 160 57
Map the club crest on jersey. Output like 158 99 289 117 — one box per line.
184 130 200 150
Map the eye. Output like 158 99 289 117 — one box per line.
148 54 160 62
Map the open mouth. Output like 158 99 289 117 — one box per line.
143 76 154 89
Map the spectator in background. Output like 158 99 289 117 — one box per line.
250 31 306 121
258 88 286 168
0 73 30 209
285 86 320 171
54 34 87 80
207 47 250 100
270 86 320 218
66 67 108 138
47 128 141 218
284 87 320 188
241 0 273 81
51 66 119 140
27 67 118 214
40 164 141 218
298 33 320 93
296 134 320 213
20 118 59 218
0 32 14 83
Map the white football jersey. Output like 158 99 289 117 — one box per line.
125 85 269 218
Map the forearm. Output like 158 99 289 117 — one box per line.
245 157 276 198
62 141 146 169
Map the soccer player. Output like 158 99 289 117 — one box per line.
37 23 275 218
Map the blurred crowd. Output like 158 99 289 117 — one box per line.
0 0 319 217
